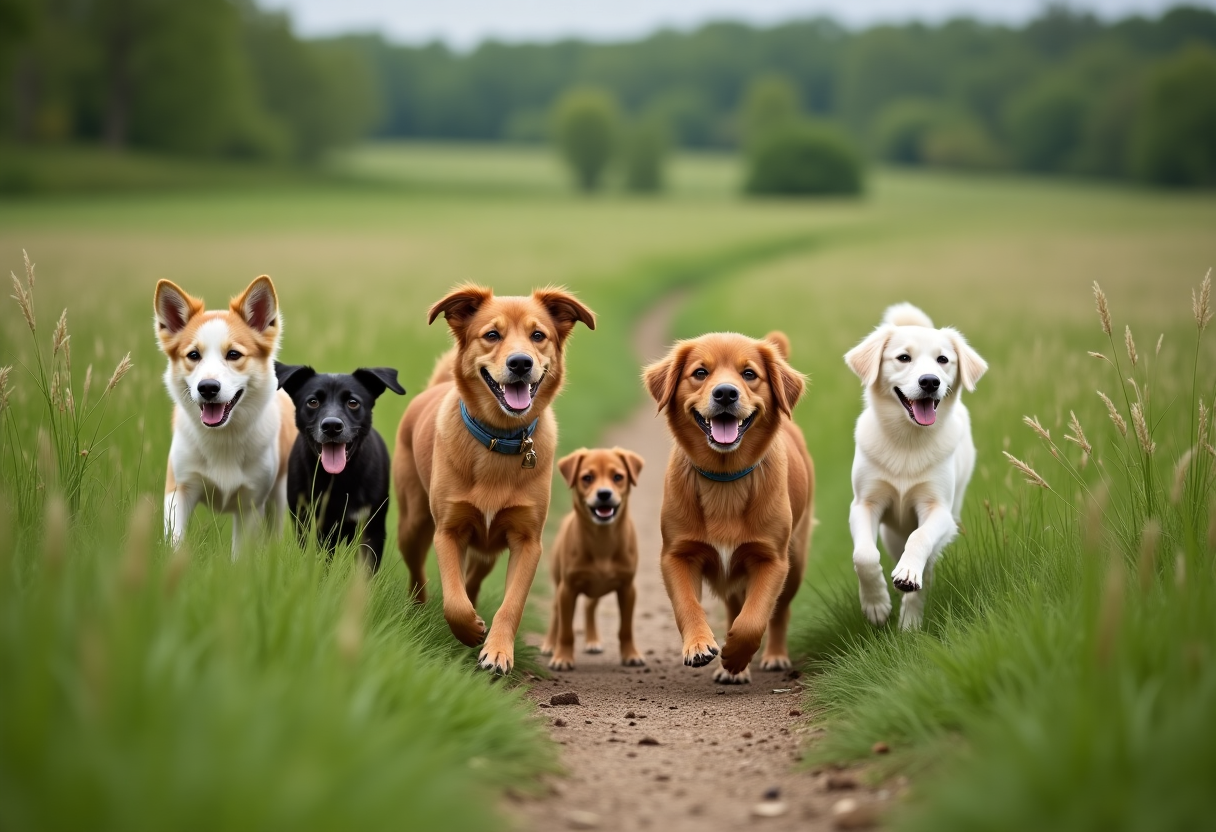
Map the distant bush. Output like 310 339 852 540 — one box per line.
921 118 1007 170
620 118 669 193
872 99 943 164
745 123 864 196
1003 77 1087 172
739 74 804 151
552 88 619 191
1130 45 1216 187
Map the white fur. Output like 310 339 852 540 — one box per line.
159 293 287 557
843 303 988 630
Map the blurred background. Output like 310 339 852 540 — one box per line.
2 2 1215 831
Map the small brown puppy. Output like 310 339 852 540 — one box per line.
541 447 646 671
644 331 813 684
393 284 595 675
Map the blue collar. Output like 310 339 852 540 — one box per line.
459 400 539 455
694 463 757 482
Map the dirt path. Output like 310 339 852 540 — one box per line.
511 293 884 832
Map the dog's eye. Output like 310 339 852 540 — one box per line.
186 350 201 361
484 330 500 341
347 399 360 410
613 473 624 483
226 350 242 361
742 369 757 381
937 355 949 364
307 398 320 409
531 331 545 342
582 473 594 484
897 354 911 363
692 368 709 380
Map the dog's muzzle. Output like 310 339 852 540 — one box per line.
482 366 544 415
587 501 620 523
895 388 941 426
693 406 757 450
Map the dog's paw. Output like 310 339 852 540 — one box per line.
898 604 924 631
859 590 892 626
584 641 604 654
891 562 922 593
548 654 576 671
712 665 752 685
444 606 487 647
759 655 792 672
538 641 554 656
478 645 514 676
682 637 720 668
719 632 761 675
621 651 646 667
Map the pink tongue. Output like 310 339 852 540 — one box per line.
912 399 937 426
321 443 347 475
710 416 740 445
503 381 532 410
200 403 226 426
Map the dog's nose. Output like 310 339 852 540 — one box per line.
712 384 739 405
506 353 533 377
321 417 344 437
197 380 221 400
919 374 941 393
596 488 613 502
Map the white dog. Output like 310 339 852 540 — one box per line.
154 276 297 554
843 303 987 630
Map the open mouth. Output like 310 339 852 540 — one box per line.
481 367 542 414
693 409 757 450
589 503 619 523
895 388 939 426
199 389 242 427
320 442 350 475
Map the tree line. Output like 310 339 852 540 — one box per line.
2 2 1214 185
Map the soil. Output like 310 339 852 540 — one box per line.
509 292 890 832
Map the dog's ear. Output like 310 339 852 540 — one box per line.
534 286 596 343
613 447 644 487
428 284 493 337
642 342 692 413
231 275 279 334
275 362 315 397
353 367 406 400
764 331 791 360
557 449 587 488
944 328 988 392
763 343 806 418
844 325 893 387
154 280 204 338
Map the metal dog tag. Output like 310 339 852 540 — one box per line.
520 436 537 469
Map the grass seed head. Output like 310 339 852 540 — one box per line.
1155 333 1163 356
1064 410 1092 456
1170 449 1193 505
1098 391 1127 437
0 365 11 415
1002 451 1050 489
1088 351 1113 365
1130 402 1155 455
81 364 93 411
1023 415 1051 443
10 273 35 334
1124 325 1137 367
51 308 68 357
1093 281 1112 336
1193 268 1212 332
105 352 133 395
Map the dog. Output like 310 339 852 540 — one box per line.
393 284 595 674
843 302 988 630
643 331 813 684
276 364 406 572
540 447 646 671
154 276 296 553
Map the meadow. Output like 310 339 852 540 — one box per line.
1 142 1213 830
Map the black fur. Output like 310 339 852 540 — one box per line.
276 363 406 572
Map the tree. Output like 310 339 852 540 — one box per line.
620 117 668 193
552 88 619 192
1003 75 1086 172
745 123 863 196
738 74 801 150
1130 45 1216 187
871 98 942 164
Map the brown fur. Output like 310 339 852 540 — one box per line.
393 284 595 674
643 331 814 681
540 447 646 670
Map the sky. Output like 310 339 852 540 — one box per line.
260 0 1208 48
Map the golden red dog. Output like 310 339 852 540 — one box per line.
393 284 595 675
644 331 813 684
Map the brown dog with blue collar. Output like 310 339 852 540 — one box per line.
643 331 813 684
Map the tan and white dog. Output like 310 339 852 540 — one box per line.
154 276 297 553
844 303 987 630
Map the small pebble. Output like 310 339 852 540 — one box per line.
566 809 601 829
872 741 890 755
763 786 781 801
742 731 754 739
789 709 803 717
826 773 859 791
638 737 661 746
554 718 567 727
625 711 637 719
551 692 580 706
751 801 788 818
832 798 879 830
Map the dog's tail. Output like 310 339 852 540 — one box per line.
764 331 792 359
426 346 457 388
882 302 934 328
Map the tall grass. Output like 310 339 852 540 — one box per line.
796 272 1216 832
0 256 555 832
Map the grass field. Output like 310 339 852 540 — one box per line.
2 142 1214 830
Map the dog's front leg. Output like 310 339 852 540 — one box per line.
892 505 956 630
717 545 788 682
661 543 719 668
479 528 543 675
434 529 486 647
850 499 891 626
616 583 644 666
163 488 197 548
548 581 578 671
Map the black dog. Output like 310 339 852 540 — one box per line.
276 364 406 571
